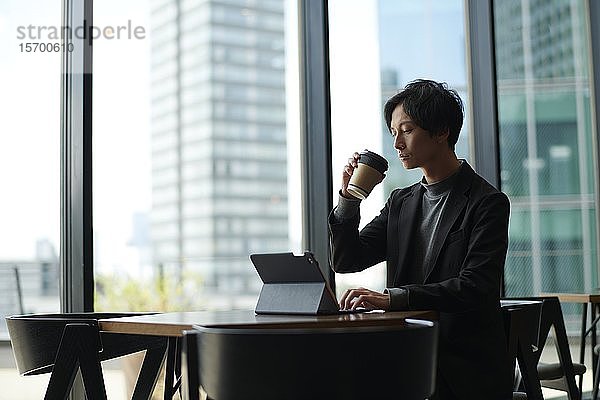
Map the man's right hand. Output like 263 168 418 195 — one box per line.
341 152 360 198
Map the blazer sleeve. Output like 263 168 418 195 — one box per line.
328 191 397 273
401 191 510 312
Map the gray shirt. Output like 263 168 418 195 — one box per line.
333 191 361 221
410 170 458 283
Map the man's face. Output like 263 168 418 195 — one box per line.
389 104 448 170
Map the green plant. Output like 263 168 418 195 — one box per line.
95 267 205 312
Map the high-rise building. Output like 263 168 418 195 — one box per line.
494 0 598 331
149 0 288 306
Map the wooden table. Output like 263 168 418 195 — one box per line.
99 309 436 336
99 309 436 399
541 292 600 392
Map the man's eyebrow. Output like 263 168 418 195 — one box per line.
392 119 414 129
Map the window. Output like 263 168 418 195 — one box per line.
93 0 301 314
91 1 301 396
495 0 599 330
0 0 61 395
328 0 471 295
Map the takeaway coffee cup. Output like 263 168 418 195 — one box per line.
347 149 388 199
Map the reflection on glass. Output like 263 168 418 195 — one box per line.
495 0 598 329
328 0 470 296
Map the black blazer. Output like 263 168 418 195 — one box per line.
329 162 513 400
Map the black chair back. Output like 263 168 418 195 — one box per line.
501 300 544 400
6 312 160 375
7 312 169 400
183 319 438 400
503 297 583 400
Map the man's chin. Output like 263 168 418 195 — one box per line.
401 159 417 169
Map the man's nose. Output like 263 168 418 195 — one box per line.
394 136 405 150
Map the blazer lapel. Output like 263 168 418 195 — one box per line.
392 184 423 286
423 166 472 282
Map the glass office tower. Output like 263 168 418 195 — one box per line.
149 0 288 308
495 0 599 328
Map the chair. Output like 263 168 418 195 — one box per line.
6 312 169 400
502 300 544 400
182 319 438 400
505 297 585 400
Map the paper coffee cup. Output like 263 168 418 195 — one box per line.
347 150 388 199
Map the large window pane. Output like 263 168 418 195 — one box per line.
328 0 471 295
495 0 598 331
0 0 60 396
92 1 301 395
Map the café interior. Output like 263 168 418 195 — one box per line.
3 0 600 399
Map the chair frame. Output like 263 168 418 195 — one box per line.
505 296 582 400
7 313 170 400
502 300 544 400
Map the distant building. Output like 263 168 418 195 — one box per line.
494 0 598 304
149 0 288 305
0 238 59 338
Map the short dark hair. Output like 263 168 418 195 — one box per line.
383 79 464 150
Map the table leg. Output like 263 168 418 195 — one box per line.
163 337 180 400
175 338 182 397
182 332 199 400
594 304 599 380
132 338 168 400
580 303 588 396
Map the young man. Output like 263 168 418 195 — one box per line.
329 79 513 399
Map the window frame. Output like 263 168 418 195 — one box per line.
61 0 94 314
298 0 334 286
589 0 600 283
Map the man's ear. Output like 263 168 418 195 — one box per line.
437 128 450 144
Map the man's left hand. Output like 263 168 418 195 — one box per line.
339 287 390 311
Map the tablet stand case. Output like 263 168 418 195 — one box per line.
251 252 339 315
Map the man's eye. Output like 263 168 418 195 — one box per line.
402 129 413 134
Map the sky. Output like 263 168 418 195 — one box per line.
0 1 61 261
378 0 466 86
0 1 151 268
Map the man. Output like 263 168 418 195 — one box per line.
329 79 513 399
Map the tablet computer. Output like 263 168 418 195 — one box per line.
250 251 370 315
